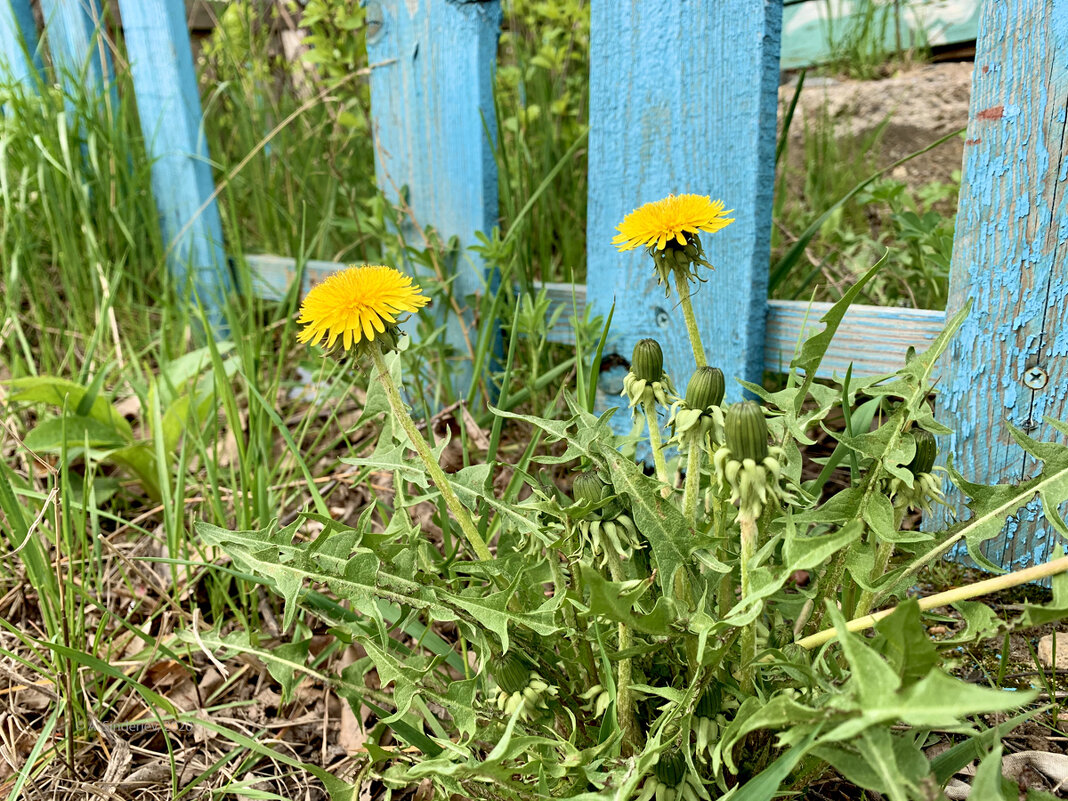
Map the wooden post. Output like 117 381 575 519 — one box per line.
363 0 501 393
586 0 783 413
39 0 114 112
936 0 1068 570
117 0 230 318
0 0 42 92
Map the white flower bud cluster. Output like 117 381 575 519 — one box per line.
713 444 792 520
623 371 674 413
885 468 945 513
494 672 557 721
635 770 703 801
577 513 645 567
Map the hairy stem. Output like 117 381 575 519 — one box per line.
371 346 493 563
682 433 702 523
674 270 707 368
604 550 639 754
643 402 670 488
853 505 907 619
739 512 759 690
807 548 848 635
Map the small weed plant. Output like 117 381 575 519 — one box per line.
201 196 1068 799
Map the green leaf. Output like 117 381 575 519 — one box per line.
871 599 940 687
714 694 828 775
827 604 902 707
575 564 673 636
790 254 886 411
890 670 1032 729
930 709 1037 784
595 443 695 597
24 415 127 452
971 742 1012 801
941 600 1002 645
730 726 822 801
438 575 562 652
7 376 133 441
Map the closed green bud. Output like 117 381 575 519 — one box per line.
631 338 664 383
908 428 937 475
695 685 721 718
725 401 769 462
685 366 725 411
654 748 687 787
489 652 531 695
573 470 609 505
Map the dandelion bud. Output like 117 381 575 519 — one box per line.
685 366 725 411
725 401 769 463
654 748 687 787
631 338 664 383
572 470 609 505
489 652 531 696
695 685 721 718
907 428 937 476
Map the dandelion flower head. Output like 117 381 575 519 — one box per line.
297 265 429 351
612 194 734 252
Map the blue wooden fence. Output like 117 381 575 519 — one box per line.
1 0 1065 572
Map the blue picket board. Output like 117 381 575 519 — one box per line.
586 0 783 418
934 0 1068 570
117 0 230 318
0 0 42 93
39 0 115 112
362 0 501 391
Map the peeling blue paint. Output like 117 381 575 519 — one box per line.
586 0 783 439
364 0 501 388
0 0 42 96
118 0 230 320
935 0 1068 576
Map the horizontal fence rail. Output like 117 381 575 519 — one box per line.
245 254 946 380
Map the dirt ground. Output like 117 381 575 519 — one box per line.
781 61 974 189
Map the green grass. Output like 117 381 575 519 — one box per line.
0 0 969 793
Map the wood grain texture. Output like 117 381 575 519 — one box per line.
363 0 500 371
586 0 783 427
763 300 946 377
118 0 229 315
934 0 1068 570
39 0 114 110
0 0 42 92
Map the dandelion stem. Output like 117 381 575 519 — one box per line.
739 512 758 691
603 549 639 754
683 432 702 524
643 402 670 488
674 270 707 368
370 346 494 563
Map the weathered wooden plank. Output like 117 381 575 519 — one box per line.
781 0 981 70
933 0 1068 571
363 0 501 384
118 0 230 316
764 300 946 377
39 0 114 110
586 0 782 420
245 254 346 301
246 257 944 382
0 0 42 92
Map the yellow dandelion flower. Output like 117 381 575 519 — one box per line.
296 265 430 351
612 194 734 252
